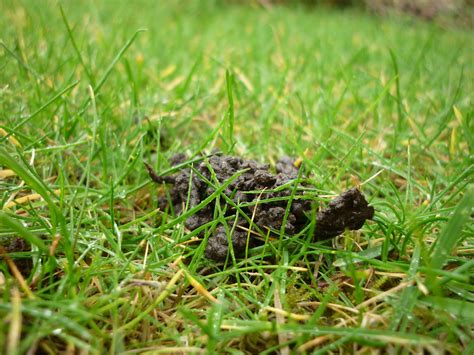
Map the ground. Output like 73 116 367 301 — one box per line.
0 0 473 353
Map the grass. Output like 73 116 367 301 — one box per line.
0 0 473 353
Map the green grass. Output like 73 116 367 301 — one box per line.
1 0 473 353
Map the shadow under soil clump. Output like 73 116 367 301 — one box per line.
146 154 374 261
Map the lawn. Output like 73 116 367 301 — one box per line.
0 0 473 353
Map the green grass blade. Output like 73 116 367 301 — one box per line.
0 212 48 252
225 69 235 154
421 296 474 321
0 148 58 221
430 189 473 271
59 5 96 87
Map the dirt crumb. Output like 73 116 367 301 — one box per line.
147 153 374 260
315 188 375 240
1 237 33 276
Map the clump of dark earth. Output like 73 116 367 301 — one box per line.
146 154 374 261
0 237 33 276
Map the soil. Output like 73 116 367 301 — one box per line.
146 153 374 261
1 237 33 276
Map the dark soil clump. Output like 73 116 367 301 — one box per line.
1 237 33 276
315 188 375 239
146 154 374 260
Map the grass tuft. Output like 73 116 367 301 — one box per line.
0 0 472 353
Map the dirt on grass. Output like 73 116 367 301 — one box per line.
0 237 33 277
146 153 374 260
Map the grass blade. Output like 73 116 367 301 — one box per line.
0 212 48 252
225 69 236 154
430 189 473 271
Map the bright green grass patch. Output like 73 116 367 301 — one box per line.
0 0 472 353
